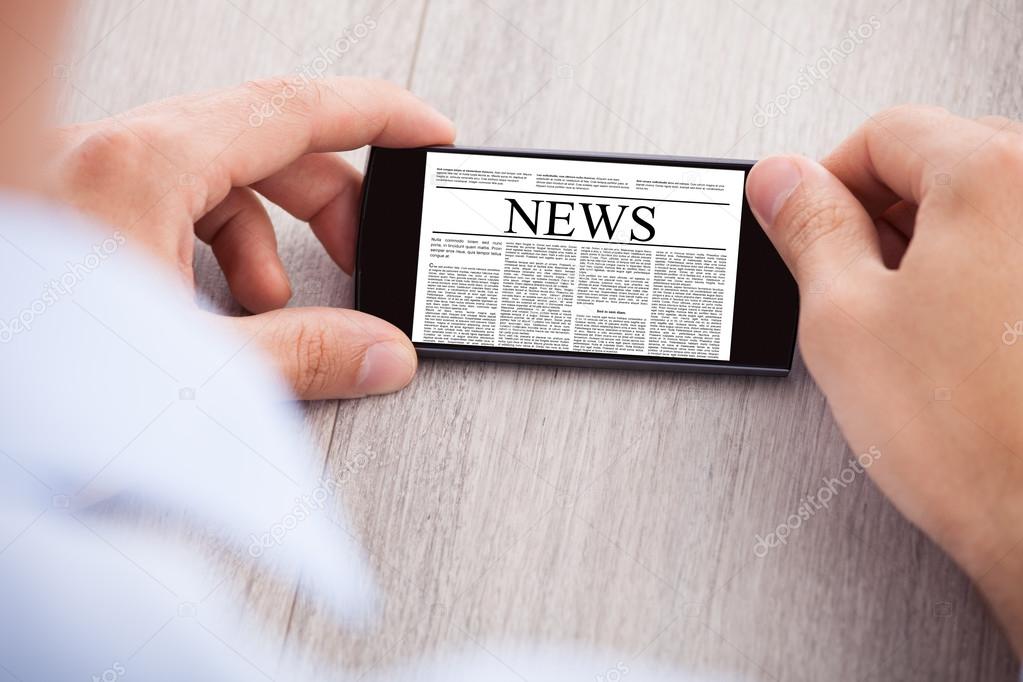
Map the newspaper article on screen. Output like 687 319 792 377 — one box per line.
411 152 746 361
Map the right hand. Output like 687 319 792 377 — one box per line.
746 106 1023 653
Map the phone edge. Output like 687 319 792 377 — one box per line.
356 145 797 377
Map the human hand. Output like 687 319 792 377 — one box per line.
746 106 1023 653
1 198 382 678
48 77 455 399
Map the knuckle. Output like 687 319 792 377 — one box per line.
865 105 949 149
953 135 1023 208
140 119 212 213
336 78 392 130
971 134 1023 175
146 121 219 217
62 125 149 179
363 77 400 99
86 120 207 215
299 78 329 113
243 76 298 99
57 123 186 214
50 122 90 150
244 76 314 116
321 77 388 127
872 103 945 127
242 76 321 148
292 319 344 396
780 194 860 267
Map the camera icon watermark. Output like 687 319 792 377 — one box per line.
90 661 126 682
554 490 577 509
1002 320 1023 345
806 278 829 295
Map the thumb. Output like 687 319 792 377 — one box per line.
229 307 417 400
746 155 882 287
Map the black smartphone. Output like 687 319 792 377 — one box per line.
356 145 798 376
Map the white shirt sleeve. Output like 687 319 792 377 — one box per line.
0 193 374 680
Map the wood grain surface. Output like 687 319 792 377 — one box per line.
59 1 1023 679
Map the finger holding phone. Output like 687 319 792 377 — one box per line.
49 77 455 399
747 105 1023 654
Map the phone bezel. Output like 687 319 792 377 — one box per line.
356 145 798 376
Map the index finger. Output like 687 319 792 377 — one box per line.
822 105 995 216
138 77 455 215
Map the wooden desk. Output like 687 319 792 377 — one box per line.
63 1 1020 679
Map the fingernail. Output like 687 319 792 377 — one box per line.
357 341 417 395
747 157 803 227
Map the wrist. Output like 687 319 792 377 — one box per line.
846 400 1023 656
912 448 1023 656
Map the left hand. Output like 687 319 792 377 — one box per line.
47 76 455 399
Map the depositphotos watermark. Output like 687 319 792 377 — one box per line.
90 661 126 682
752 15 881 127
248 15 378 127
1002 320 1023 345
595 662 629 682
752 445 882 558
247 447 377 557
0 231 125 344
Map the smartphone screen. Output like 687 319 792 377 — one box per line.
357 146 798 376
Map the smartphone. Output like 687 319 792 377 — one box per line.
356 145 798 376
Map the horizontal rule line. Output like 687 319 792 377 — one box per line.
434 185 730 205
431 231 727 251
